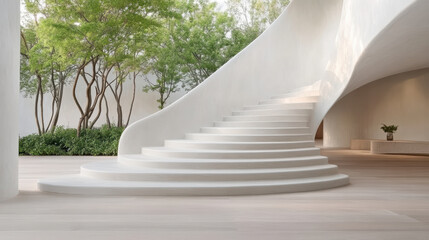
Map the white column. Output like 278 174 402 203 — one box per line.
0 0 19 200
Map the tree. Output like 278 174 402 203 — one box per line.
174 0 236 90
224 0 290 59
143 18 183 109
226 0 290 33
20 1 73 135
37 0 177 135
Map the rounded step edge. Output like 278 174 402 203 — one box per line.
259 96 319 105
141 147 321 159
186 133 314 142
271 93 319 99
80 161 340 182
214 121 309 128
200 127 310 135
242 102 315 111
38 174 349 196
164 139 315 150
223 115 310 122
231 109 312 116
118 155 329 169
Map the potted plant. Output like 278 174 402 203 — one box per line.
381 124 398 141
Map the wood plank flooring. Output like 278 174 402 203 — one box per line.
1 149 429 240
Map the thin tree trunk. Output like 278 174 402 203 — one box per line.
116 82 123 127
49 75 65 133
125 72 137 127
104 95 111 128
72 66 85 136
34 83 42 135
46 68 57 132
38 75 45 134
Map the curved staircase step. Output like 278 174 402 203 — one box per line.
214 121 308 128
186 133 313 142
271 92 319 99
200 127 310 134
141 147 320 159
223 115 310 122
80 160 339 181
118 155 329 169
242 102 314 111
164 140 315 150
232 109 312 116
260 96 319 105
38 173 349 196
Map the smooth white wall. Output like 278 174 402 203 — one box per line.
119 0 345 155
324 68 429 148
0 0 19 200
311 0 418 135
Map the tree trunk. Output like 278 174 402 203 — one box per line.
125 72 137 127
104 95 111 128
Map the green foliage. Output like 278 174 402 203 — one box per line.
174 0 236 90
19 126 124 156
381 124 398 133
226 0 290 33
20 0 290 132
143 0 245 102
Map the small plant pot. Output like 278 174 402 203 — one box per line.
386 132 394 141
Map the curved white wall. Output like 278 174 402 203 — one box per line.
0 0 19 200
311 0 420 134
324 68 429 148
120 0 429 156
119 0 344 154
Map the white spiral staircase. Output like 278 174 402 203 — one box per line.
39 88 349 195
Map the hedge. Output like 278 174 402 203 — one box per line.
19 126 124 156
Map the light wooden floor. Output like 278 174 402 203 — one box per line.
1 149 429 240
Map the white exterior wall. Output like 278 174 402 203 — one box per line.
19 75 186 136
0 0 19 200
324 68 429 148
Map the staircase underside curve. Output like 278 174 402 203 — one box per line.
39 89 349 196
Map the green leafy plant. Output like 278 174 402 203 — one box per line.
380 124 398 133
19 126 124 156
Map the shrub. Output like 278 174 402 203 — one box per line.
19 126 124 156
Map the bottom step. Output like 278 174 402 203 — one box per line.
38 174 349 196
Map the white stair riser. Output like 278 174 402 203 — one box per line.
38 174 349 196
200 127 310 135
80 166 339 182
242 102 314 111
224 115 310 122
232 109 312 116
164 140 315 150
118 156 329 169
214 121 308 128
260 97 318 105
186 133 313 142
271 91 319 99
141 148 320 159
